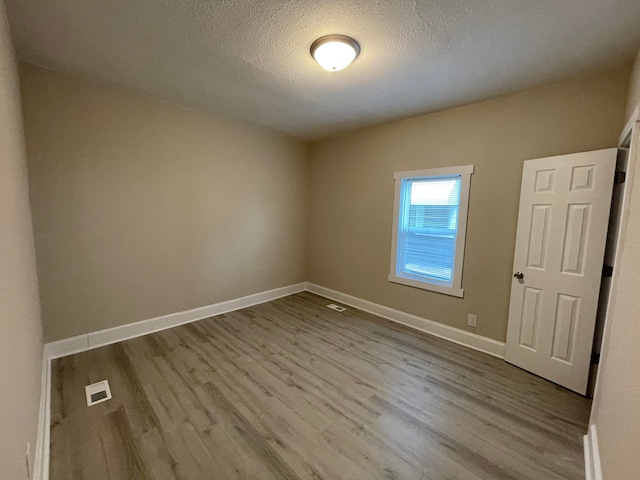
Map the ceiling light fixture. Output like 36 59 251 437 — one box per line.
310 35 360 72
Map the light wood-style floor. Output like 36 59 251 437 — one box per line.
50 292 591 480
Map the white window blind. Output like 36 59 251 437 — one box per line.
397 176 461 285
389 165 473 297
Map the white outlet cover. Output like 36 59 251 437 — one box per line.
85 380 112 406
467 314 478 327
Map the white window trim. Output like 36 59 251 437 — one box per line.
388 164 474 298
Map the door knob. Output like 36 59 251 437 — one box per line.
514 272 524 279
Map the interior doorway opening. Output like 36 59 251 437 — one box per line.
588 134 632 397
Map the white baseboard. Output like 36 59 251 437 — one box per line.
44 283 307 360
305 283 506 358
44 334 89 360
584 424 603 480
32 353 50 480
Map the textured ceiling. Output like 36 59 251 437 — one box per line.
6 0 640 140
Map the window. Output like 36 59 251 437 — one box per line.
389 165 474 297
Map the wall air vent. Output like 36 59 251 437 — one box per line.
327 303 346 312
85 380 112 406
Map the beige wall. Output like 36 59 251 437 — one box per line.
309 67 629 342
626 48 640 121
21 64 309 342
589 49 640 480
0 2 44 478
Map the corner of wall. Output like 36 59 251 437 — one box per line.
0 2 46 479
302 141 316 282
624 48 640 123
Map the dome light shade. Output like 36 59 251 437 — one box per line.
310 35 360 72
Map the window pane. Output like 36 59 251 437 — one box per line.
398 176 461 285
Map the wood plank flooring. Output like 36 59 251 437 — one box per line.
50 292 591 480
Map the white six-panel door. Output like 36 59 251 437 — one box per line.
505 149 616 394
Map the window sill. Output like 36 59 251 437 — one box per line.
388 274 464 298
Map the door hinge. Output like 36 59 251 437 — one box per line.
602 265 614 277
591 352 600 365
614 171 626 185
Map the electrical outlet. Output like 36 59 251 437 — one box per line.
467 314 477 327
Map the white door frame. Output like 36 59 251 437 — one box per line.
590 106 640 408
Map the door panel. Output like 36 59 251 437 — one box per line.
551 294 578 362
506 149 616 394
527 205 552 268
561 204 591 274
519 287 542 350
